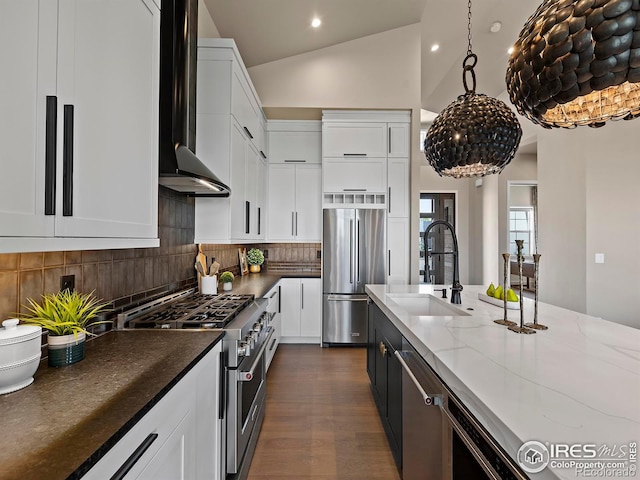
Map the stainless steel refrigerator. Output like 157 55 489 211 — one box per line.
323 208 386 345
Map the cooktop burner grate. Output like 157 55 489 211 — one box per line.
127 293 254 329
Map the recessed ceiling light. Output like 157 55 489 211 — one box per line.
490 21 502 33
431 44 439 52
311 18 321 28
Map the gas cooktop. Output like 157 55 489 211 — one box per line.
126 293 255 329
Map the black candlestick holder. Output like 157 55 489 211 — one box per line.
508 240 536 335
524 253 548 330
494 253 516 327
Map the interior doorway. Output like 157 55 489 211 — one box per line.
420 193 456 285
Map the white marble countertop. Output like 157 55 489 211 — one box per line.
365 284 640 480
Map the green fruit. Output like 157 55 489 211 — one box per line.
486 283 496 297
493 285 504 300
506 288 519 302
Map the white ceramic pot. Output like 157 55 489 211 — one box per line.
223 282 233 291
0 319 42 366
0 353 41 395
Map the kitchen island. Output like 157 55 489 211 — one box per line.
366 284 640 480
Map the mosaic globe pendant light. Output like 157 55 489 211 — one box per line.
425 1 523 178
506 0 640 129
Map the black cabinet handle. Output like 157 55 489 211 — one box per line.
301 282 304 309
269 337 277 352
218 351 226 420
258 207 261 235
278 285 281 313
62 105 74 216
388 250 391 276
110 433 158 480
260 150 267 160
245 201 250 234
243 126 253 139
388 187 391 213
45 96 57 215
388 127 391 154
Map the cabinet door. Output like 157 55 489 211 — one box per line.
322 123 387 157
388 123 410 158
295 166 322 241
256 157 267 240
387 217 409 285
267 165 296 241
300 279 321 337
269 131 321 164
388 158 409 218
136 408 196 480
323 157 386 193
54 0 159 239
245 144 259 238
230 122 248 239
0 0 56 237
280 278 301 337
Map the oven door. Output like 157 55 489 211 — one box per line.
227 327 273 475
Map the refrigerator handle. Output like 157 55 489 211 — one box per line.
356 219 360 283
349 219 354 284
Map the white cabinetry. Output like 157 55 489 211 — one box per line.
0 0 160 253
388 123 410 157
280 278 322 343
267 165 321 242
387 158 409 218
264 283 281 371
322 122 388 157
195 38 267 243
387 217 410 285
322 111 410 285
84 342 223 480
268 121 321 164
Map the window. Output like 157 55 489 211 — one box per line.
509 207 535 256
419 129 427 152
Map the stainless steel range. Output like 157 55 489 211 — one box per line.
117 289 273 480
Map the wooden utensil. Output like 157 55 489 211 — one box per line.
210 259 220 276
196 244 207 275
195 262 205 277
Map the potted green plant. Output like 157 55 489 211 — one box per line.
19 290 109 367
220 271 235 291
246 248 265 273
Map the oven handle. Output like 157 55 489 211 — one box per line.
239 326 273 382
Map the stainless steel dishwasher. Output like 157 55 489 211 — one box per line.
395 338 528 480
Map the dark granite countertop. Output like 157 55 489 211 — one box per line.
229 270 321 298
0 330 224 480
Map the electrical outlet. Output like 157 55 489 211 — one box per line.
264 249 268 259
316 250 322 259
60 274 75 292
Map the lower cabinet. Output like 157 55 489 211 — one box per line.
367 301 402 469
83 342 223 480
280 278 322 343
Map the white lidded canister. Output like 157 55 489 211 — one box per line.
0 319 42 395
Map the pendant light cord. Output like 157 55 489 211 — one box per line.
467 0 473 56
463 0 477 94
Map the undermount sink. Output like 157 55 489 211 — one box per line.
386 293 470 317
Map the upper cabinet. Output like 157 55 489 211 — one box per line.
322 123 388 158
0 0 160 252
388 123 410 158
268 121 321 164
195 39 267 243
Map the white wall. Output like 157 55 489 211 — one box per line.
198 0 220 38
538 121 640 328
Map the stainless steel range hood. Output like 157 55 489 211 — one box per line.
158 0 230 197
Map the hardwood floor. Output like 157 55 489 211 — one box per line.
247 345 401 480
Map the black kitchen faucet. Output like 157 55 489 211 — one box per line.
423 220 463 304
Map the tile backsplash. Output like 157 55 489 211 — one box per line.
0 186 321 322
